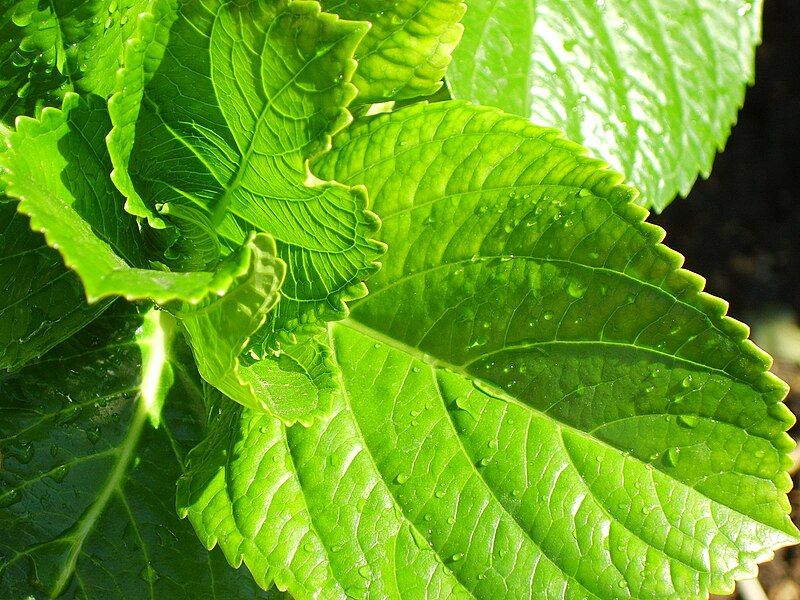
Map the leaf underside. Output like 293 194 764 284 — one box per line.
112 0 384 346
447 0 763 212
177 102 798 599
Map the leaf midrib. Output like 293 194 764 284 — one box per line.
335 318 792 538
50 398 149 597
355 253 753 387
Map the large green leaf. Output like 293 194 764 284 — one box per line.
0 201 108 371
319 0 466 103
0 304 283 598
110 0 384 345
0 0 164 121
179 102 798 599
447 0 763 212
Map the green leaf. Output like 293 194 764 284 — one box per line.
174 234 314 421
0 0 163 120
0 304 283 599
0 92 265 305
319 0 466 103
110 0 384 344
0 201 108 372
179 102 797 599
446 0 763 212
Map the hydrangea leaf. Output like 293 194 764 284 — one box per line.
447 0 763 212
178 102 798 599
0 304 284 599
111 0 384 343
0 0 165 121
0 201 109 371
172 234 330 422
319 0 466 103
0 92 263 304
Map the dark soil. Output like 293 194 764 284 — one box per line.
650 1 800 597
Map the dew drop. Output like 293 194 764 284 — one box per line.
0 488 21 508
139 563 159 584
677 414 699 429
450 552 465 562
395 473 410 484
664 447 680 467
49 465 70 483
86 426 101 444
567 279 588 299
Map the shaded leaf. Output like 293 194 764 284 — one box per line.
0 202 108 372
0 0 164 120
0 304 282 599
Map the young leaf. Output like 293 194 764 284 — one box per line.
319 0 466 103
110 0 384 343
0 0 168 120
0 304 282 599
174 234 312 420
179 102 798 599
447 0 763 212
0 92 270 304
0 201 108 371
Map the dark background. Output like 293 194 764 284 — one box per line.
657 2 800 596
652 0 799 317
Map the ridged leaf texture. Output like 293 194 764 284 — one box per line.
0 304 284 598
0 0 161 120
177 102 798 599
447 0 763 212
319 0 466 103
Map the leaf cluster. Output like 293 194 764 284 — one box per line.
0 1 795 599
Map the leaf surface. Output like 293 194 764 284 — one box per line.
111 0 384 343
0 92 267 304
0 0 164 120
179 102 798 599
0 304 283 599
174 234 324 421
447 0 763 211
0 201 108 371
0 92 324 421
319 0 466 103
